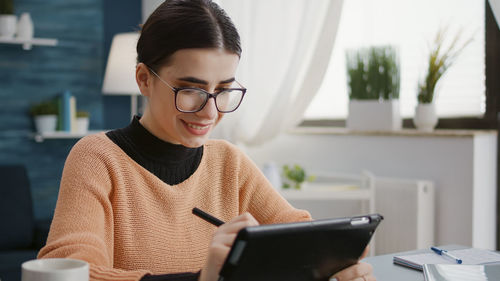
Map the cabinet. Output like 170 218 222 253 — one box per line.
248 128 498 250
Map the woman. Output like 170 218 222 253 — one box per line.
38 1 375 281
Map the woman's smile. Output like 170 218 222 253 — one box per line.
181 119 213 135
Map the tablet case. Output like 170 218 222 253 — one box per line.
218 214 383 281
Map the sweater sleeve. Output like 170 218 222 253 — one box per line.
37 136 150 281
228 143 312 224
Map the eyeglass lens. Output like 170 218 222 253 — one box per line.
176 88 244 113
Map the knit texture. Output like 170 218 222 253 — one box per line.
38 133 311 281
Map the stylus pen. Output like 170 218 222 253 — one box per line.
192 207 225 227
430 246 463 264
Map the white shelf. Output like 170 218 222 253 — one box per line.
0 37 58 50
279 186 371 201
34 130 103 142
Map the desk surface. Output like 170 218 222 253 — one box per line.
364 245 465 281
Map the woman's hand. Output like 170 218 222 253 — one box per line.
330 246 376 281
199 213 259 281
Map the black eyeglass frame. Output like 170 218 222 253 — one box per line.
147 66 247 113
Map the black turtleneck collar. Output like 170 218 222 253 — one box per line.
106 116 203 185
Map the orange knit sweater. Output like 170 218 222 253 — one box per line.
38 133 311 281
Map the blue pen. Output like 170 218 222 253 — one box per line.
431 247 463 264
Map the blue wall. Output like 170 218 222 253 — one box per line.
0 0 140 220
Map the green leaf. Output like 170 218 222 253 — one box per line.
346 46 400 100
418 26 473 104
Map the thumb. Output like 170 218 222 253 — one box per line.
360 245 370 260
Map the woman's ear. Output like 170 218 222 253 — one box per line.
136 63 153 97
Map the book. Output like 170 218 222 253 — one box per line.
56 97 63 131
423 264 500 281
70 95 76 133
394 248 500 271
61 90 72 132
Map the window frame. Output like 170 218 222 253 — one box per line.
300 0 499 131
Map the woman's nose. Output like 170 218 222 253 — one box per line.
196 97 218 120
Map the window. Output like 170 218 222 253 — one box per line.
304 0 485 120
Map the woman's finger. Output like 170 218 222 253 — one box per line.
218 213 259 233
331 262 373 281
364 274 376 281
226 212 259 226
208 213 260 252
218 219 257 235
359 245 370 260
332 274 376 281
210 233 237 247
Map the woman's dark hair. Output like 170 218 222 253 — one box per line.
137 0 241 72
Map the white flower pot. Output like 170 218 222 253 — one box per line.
0 14 17 38
76 117 89 134
34 115 57 134
414 103 438 132
16 12 34 40
347 99 402 131
281 178 307 190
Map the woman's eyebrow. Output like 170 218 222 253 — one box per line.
177 76 236 85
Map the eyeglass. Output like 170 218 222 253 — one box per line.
147 67 247 113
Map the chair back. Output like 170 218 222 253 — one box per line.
0 165 35 250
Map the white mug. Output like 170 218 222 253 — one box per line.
22 258 89 281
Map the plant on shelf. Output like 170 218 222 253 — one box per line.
0 0 16 39
30 99 59 134
76 110 90 134
345 46 401 131
282 164 315 190
346 46 400 101
414 26 473 132
0 0 14 15
417 27 473 104
76 111 89 118
29 100 58 116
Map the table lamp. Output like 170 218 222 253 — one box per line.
102 32 141 120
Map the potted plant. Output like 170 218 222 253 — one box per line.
346 46 401 131
76 111 90 134
281 164 315 190
414 27 472 132
0 0 16 38
30 99 58 134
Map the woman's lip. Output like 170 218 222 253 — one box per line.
184 121 213 127
181 120 212 135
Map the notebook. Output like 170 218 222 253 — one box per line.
394 248 500 271
423 264 500 281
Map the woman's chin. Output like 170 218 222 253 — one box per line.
180 135 210 148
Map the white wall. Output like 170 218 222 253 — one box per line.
142 0 164 23
245 129 497 249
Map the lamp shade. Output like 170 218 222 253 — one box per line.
102 32 140 95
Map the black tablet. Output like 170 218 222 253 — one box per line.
218 214 383 281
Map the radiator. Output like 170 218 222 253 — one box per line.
280 174 435 255
374 177 435 255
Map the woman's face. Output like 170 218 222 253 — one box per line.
137 48 240 148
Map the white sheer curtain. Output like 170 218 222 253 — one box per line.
212 0 344 146
490 0 500 28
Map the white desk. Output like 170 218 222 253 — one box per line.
364 245 466 281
